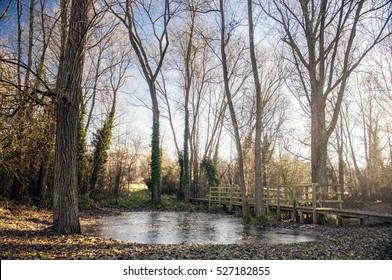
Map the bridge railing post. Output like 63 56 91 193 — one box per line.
338 184 343 209
208 186 211 209
229 185 233 212
292 185 297 222
218 186 221 206
277 185 281 221
266 185 270 214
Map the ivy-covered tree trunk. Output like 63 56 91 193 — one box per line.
178 99 190 202
201 157 219 190
177 6 196 202
53 0 90 234
150 83 161 204
115 0 172 205
181 111 191 201
178 153 185 200
90 90 117 198
114 161 123 201
78 100 89 196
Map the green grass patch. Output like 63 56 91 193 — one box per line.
160 196 209 211
79 194 100 209
100 189 151 208
252 212 279 224
232 208 279 224
100 188 206 211
207 204 225 212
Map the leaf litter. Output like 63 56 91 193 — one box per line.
0 204 391 260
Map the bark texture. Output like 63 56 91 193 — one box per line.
53 0 90 234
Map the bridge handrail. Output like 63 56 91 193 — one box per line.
207 183 343 213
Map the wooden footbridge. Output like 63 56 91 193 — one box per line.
190 183 392 225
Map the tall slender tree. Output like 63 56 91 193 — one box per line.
247 0 265 219
176 2 199 201
108 0 174 204
219 0 250 220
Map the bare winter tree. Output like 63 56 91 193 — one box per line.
167 0 219 200
0 0 11 20
247 0 265 219
219 0 250 220
259 0 392 185
107 0 175 204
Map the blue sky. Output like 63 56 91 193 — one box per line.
0 0 18 37
0 0 58 37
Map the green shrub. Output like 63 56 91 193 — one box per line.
161 166 179 195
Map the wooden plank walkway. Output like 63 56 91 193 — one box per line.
190 183 392 225
295 206 392 225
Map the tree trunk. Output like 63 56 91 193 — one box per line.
36 155 49 204
78 100 89 196
179 9 196 202
192 158 199 198
264 0 390 190
53 0 90 234
150 82 161 204
311 95 328 185
10 176 24 201
219 0 249 220
24 0 35 87
114 162 123 200
89 85 117 198
118 0 171 205
247 0 265 219
16 0 22 88
337 119 345 199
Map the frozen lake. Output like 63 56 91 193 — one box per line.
83 211 318 244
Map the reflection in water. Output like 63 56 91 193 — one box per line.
83 211 317 245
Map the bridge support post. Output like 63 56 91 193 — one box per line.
276 185 281 221
337 214 343 226
338 184 343 209
229 186 233 212
299 210 304 224
208 186 211 210
292 185 297 222
266 185 270 214
218 187 221 206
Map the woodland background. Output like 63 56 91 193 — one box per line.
0 0 391 222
